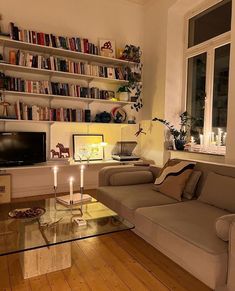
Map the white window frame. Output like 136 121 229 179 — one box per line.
182 0 231 141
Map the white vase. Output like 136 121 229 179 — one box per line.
118 92 129 101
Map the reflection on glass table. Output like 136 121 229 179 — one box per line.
0 199 134 257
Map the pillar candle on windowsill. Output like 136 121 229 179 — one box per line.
200 134 204 146
211 132 215 144
218 129 223 146
53 166 58 188
223 132 227 146
69 177 74 203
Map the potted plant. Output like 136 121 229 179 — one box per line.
117 85 131 101
152 112 192 151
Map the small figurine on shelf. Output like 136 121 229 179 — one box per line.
50 149 60 159
56 143 70 158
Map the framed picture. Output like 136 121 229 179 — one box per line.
99 39 116 58
0 174 11 203
73 134 104 162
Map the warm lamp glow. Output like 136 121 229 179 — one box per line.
100 142 108 147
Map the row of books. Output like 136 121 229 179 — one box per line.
9 22 99 55
4 76 115 100
14 101 84 122
9 50 129 80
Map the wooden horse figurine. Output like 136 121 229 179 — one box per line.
56 143 70 158
50 149 60 159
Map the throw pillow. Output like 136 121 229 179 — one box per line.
198 172 235 212
215 214 235 241
183 170 202 200
153 160 196 201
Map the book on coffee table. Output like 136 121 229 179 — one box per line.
56 193 92 206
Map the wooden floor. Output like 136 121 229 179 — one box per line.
0 230 212 291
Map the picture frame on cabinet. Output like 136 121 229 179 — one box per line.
73 134 104 162
99 39 116 58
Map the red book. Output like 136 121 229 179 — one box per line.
40 33 45 45
83 39 89 53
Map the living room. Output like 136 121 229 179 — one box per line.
0 0 234 291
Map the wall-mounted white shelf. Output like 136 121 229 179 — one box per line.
0 37 138 67
0 90 134 106
0 159 135 171
0 118 136 126
0 63 129 84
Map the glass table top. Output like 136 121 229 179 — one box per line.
0 198 134 256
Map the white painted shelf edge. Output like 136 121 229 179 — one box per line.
0 63 129 84
0 159 133 171
0 90 134 105
0 118 136 126
0 37 138 66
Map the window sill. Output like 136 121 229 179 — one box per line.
169 149 225 157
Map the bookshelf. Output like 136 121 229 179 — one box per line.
0 35 141 152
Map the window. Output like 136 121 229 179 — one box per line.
185 0 231 147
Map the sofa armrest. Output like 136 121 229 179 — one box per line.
226 221 235 290
98 165 160 187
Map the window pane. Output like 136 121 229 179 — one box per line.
212 44 230 140
186 53 207 136
188 0 231 48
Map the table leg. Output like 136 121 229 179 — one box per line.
19 242 71 279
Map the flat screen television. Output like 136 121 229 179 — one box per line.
0 132 46 167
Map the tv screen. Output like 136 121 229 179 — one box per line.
0 132 46 167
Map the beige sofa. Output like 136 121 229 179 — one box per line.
97 161 235 291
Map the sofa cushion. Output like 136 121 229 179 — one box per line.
109 171 153 186
198 171 235 212
154 160 195 200
183 170 202 200
97 183 178 224
135 201 229 288
215 214 235 241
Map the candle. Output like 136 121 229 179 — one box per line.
69 177 74 203
53 166 58 188
223 132 227 146
80 165 85 188
200 134 204 146
211 132 215 143
218 129 223 146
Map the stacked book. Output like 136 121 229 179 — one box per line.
9 22 99 55
4 76 115 100
9 50 128 80
13 100 84 122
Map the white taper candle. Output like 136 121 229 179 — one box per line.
69 177 74 203
80 165 85 188
53 166 58 188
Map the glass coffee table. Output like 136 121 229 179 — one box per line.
0 198 134 279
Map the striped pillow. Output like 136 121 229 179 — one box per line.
153 160 196 201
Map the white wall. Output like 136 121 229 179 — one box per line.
139 0 176 166
0 0 144 197
225 0 235 164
